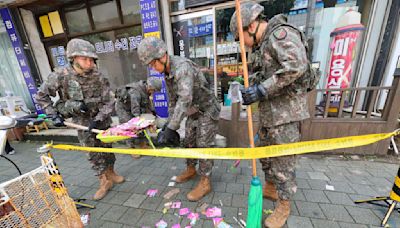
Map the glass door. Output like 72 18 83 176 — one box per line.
171 10 216 97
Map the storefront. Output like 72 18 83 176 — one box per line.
168 0 395 109
19 0 161 90
0 7 42 115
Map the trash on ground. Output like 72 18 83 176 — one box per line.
163 188 180 199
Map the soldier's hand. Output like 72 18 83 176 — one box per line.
87 120 99 133
79 103 89 113
241 84 266 105
52 114 65 127
157 127 180 147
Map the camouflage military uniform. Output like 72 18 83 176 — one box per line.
115 80 154 148
36 63 116 176
165 55 220 176
250 14 310 200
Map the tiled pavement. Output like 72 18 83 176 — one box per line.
1 141 400 227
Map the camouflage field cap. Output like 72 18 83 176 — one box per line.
230 1 264 38
147 77 163 91
137 37 167 65
66 38 98 60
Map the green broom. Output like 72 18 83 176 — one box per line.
234 0 263 227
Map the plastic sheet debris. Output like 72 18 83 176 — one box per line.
205 207 222 218
163 188 180 199
179 208 190 216
146 189 158 197
156 219 167 228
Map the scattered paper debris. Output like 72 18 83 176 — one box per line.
238 212 242 216
162 208 168 214
219 200 223 207
172 202 182 209
171 176 177 181
171 224 181 228
146 189 158 197
196 202 209 213
155 220 167 228
163 188 180 199
213 218 232 228
171 166 177 170
239 219 246 227
233 216 245 228
168 182 176 187
325 184 335 191
187 212 199 225
205 207 222 218
80 213 90 226
263 209 273 215
164 202 173 208
179 208 190 216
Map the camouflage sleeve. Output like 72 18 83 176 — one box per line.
259 26 308 97
129 90 142 117
35 72 63 115
167 63 194 130
94 77 115 122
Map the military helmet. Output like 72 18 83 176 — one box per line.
147 77 163 91
66 38 98 60
137 37 167 65
230 1 264 38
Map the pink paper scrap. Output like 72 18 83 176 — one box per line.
171 201 181 209
212 217 224 225
206 207 222 218
179 208 190 216
187 212 199 220
146 189 158 197
171 224 181 228
155 219 167 228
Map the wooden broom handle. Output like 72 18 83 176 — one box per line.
63 122 103 134
235 0 257 177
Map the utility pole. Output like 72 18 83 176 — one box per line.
305 0 316 39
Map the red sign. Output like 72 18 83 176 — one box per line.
326 25 364 103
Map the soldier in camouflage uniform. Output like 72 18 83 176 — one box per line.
137 37 220 202
115 78 162 158
231 2 311 227
36 38 124 201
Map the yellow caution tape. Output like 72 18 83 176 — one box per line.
51 129 400 159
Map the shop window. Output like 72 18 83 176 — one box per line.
65 3 91 34
79 26 146 89
91 0 120 30
121 0 141 25
38 10 65 38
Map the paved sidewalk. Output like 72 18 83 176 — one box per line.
1 141 400 227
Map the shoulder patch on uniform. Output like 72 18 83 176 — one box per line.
273 28 287 40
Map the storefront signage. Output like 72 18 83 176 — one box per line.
94 36 143 54
172 21 189 58
326 24 364 103
0 8 43 114
188 22 213 37
51 46 67 67
140 0 168 118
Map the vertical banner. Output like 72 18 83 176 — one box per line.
139 0 168 118
326 24 364 104
0 8 43 114
172 21 189 58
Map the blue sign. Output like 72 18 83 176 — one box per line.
140 0 160 33
139 0 168 118
0 8 43 114
188 22 213 37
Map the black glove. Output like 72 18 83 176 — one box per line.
79 103 89 114
241 84 266 105
157 127 180 147
87 120 99 133
52 114 65 127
